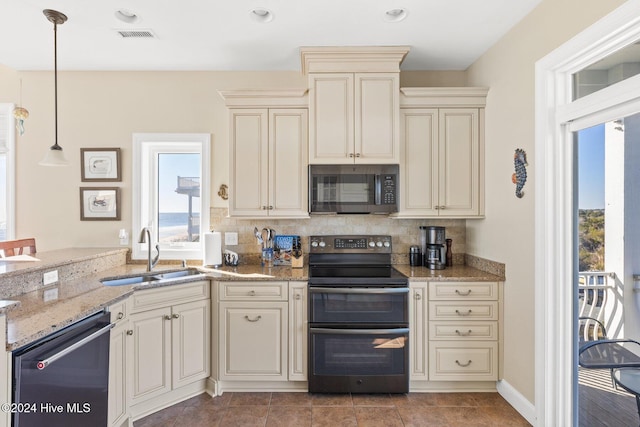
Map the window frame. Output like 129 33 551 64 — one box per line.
132 133 210 261
0 104 16 241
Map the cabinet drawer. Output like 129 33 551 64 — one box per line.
429 282 498 300
131 281 210 313
219 281 288 301
428 301 498 321
429 342 498 381
429 321 498 340
109 298 129 324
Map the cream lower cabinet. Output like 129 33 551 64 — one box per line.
108 299 132 427
217 281 289 381
129 282 210 407
409 282 428 382
397 88 488 218
428 282 500 381
288 282 307 381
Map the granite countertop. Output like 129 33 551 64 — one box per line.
1 248 503 351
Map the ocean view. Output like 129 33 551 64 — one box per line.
158 212 199 242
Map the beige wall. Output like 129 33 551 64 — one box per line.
0 68 462 252
465 0 626 403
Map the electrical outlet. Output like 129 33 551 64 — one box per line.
43 287 59 302
43 270 59 286
225 232 238 246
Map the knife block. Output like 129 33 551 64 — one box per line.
291 251 304 268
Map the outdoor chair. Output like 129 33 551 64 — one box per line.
0 238 36 257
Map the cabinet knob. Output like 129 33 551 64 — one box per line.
117 312 124 320
249 290 256 296
268 206 273 210
295 294 301 300
172 313 180 319
164 315 172 320
455 359 472 367
440 205 446 210
455 289 472 296
244 315 262 322
415 293 422 300
349 153 354 158
261 206 267 210
355 153 361 158
126 330 133 336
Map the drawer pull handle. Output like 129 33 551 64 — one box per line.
455 309 472 316
455 359 472 367
117 312 124 320
249 290 256 296
455 289 472 296
245 315 262 322
455 329 473 336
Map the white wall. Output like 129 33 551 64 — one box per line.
466 0 626 404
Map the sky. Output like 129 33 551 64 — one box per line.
577 124 605 210
158 153 200 213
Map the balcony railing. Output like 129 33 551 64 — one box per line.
578 271 617 340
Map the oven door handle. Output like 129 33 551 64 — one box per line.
36 323 114 370
309 287 409 294
310 327 409 335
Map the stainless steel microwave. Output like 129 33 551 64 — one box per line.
309 164 399 214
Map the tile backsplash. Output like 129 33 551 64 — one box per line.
209 208 466 265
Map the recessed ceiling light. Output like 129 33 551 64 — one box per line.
115 9 140 24
384 8 408 23
250 8 274 23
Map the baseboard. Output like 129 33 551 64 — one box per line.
497 379 536 425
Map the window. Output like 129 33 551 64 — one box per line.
132 133 210 261
0 104 16 241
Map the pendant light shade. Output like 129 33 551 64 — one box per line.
39 9 69 167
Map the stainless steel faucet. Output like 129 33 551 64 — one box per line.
138 227 160 272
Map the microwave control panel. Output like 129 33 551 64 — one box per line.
381 175 396 205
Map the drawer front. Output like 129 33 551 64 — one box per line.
430 282 498 300
219 281 288 301
429 321 498 340
109 299 129 324
429 342 498 381
429 301 498 321
131 281 210 313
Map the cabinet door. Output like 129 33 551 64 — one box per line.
398 108 439 216
219 302 288 380
409 283 428 381
108 321 129 427
288 283 307 381
309 73 354 164
269 109 309 217
172 299 210 389
438 108 480 216
355 73 400 163
229 109 269 216
129 307 172 404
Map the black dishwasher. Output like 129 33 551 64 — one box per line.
12 310 113 427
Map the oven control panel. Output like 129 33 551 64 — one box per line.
309 235 392 253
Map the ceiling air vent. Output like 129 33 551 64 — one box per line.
115 29 156 38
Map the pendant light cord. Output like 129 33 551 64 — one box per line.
53 20 59 150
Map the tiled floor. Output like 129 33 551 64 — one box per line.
133 392 531 426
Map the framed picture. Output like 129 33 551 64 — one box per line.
81 148 121 181
80 187 121 221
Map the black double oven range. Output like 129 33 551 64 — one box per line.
307 235 409 394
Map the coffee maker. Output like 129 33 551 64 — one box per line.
420 226 446 270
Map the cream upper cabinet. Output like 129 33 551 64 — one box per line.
308 72 400 164
300 46 409 165
397 88 488 218
220 90 309 218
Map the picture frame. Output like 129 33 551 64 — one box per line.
81 148 121 182
80 187 121 221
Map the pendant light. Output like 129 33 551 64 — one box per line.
39 9 68 167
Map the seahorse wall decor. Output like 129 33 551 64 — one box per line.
512 148 528 198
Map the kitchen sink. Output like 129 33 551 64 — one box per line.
101 268 203 286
